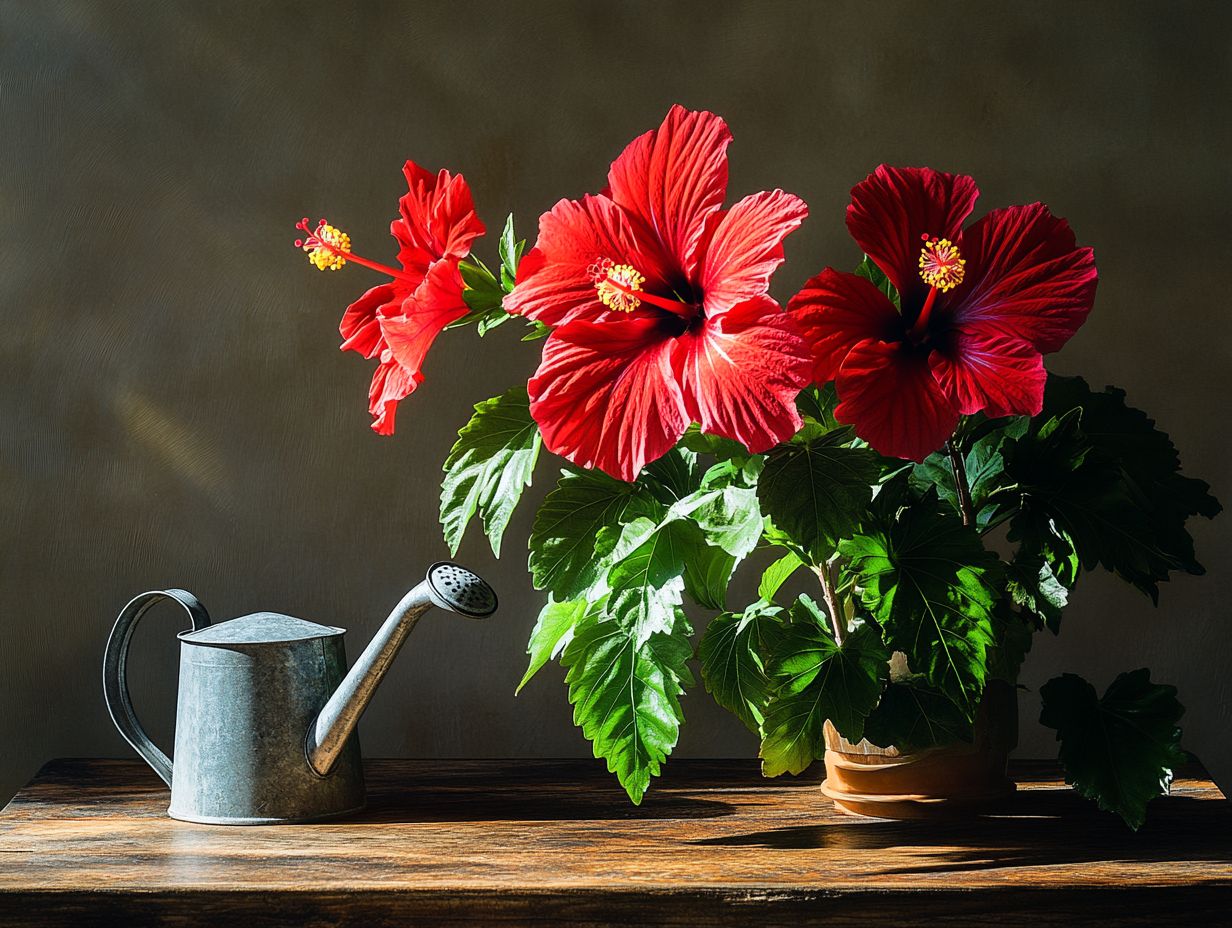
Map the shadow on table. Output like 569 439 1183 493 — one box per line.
352 788 737 823
691 791 1232 871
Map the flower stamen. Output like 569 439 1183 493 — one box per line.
296 218 352 271
918 235 966 292
590 258 646 312
294 217 418 283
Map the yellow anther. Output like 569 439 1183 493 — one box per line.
593 261 646 312
303 222 352 271
918 237 966 292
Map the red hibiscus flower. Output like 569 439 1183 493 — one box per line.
790 165 1097 462
505 105 812 481
295 161 484 434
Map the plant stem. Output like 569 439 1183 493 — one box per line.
813 563 845 645
946 438 976 528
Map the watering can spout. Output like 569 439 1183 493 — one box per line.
306 562 497 777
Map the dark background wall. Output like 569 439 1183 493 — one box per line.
2 0 1229 806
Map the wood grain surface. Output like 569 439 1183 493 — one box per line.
0 758 1228 926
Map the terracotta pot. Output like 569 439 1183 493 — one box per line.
820 681 1018 819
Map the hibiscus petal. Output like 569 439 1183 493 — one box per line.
368 351 422 436
952 203 1097 354
528 316 689 482
700 189 808 316
503 194 662 327
834 337 959 462
606 105 732 279
380 259 470 380
787 269 902 383
340 283 403 359
846 165 979 305
395 161 485 269
674 296 809 452
929 328 1046 418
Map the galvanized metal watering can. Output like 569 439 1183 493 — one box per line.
102 562 497 825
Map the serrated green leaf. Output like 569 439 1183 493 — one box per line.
671 484 763 559
1003 375 1220 602
840 492 1000 716
699 603 784 733
641 448 701 503
855 255 900 310
863 681 974 752
758 432 881 563
682 542 737 610
1006 552 1069 633
562 609 694 804
758 550 803 602
529 468 652 598
440 387 541 557
759 597 889 776
911 432 1009 529
517 596 590 693
605 517 691 645
1040 669 1187 830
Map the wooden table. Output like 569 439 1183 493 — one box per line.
0 759 1228 926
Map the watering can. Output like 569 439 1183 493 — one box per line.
102 562 497 824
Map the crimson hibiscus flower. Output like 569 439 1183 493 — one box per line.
790 165 1097 462
505 106 812 481
295 161 484 434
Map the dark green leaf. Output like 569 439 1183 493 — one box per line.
855 255 900 310
440 387 541 557
759 597 889 775
562 609 694 804
641 448 701 504
1040 669 1187 830
682 543 736 610
1006 552 1069 633
985 602 1035 683
863 681 974 752
699 603 784 733
840 491 1000 716
1003 375 1220 602
679 425 754 463
529 468 652 598
758 432 882 563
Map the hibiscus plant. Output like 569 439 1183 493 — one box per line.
296 107 1218 828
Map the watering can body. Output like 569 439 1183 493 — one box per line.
102 564 496 825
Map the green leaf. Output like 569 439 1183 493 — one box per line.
529 468 651 598
699 603 784 733
758 432 882 563
759 597 889 776
671 484 763 559
911 432 1010 529
517 597 590 693
1040 669 1187 830
679 425 754 463
498 213 525 292
682 542 737 610
758 550 803 603
841 491 1000 716
641 447 701 504
1006 552 1070 633
605 517 691 645
863 681 974 753
440 387 541 558
1003 375 1220 602
855 255 900 310
562 609 694 804
794 382 847 439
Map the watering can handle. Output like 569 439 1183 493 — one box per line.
102 589 211 787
